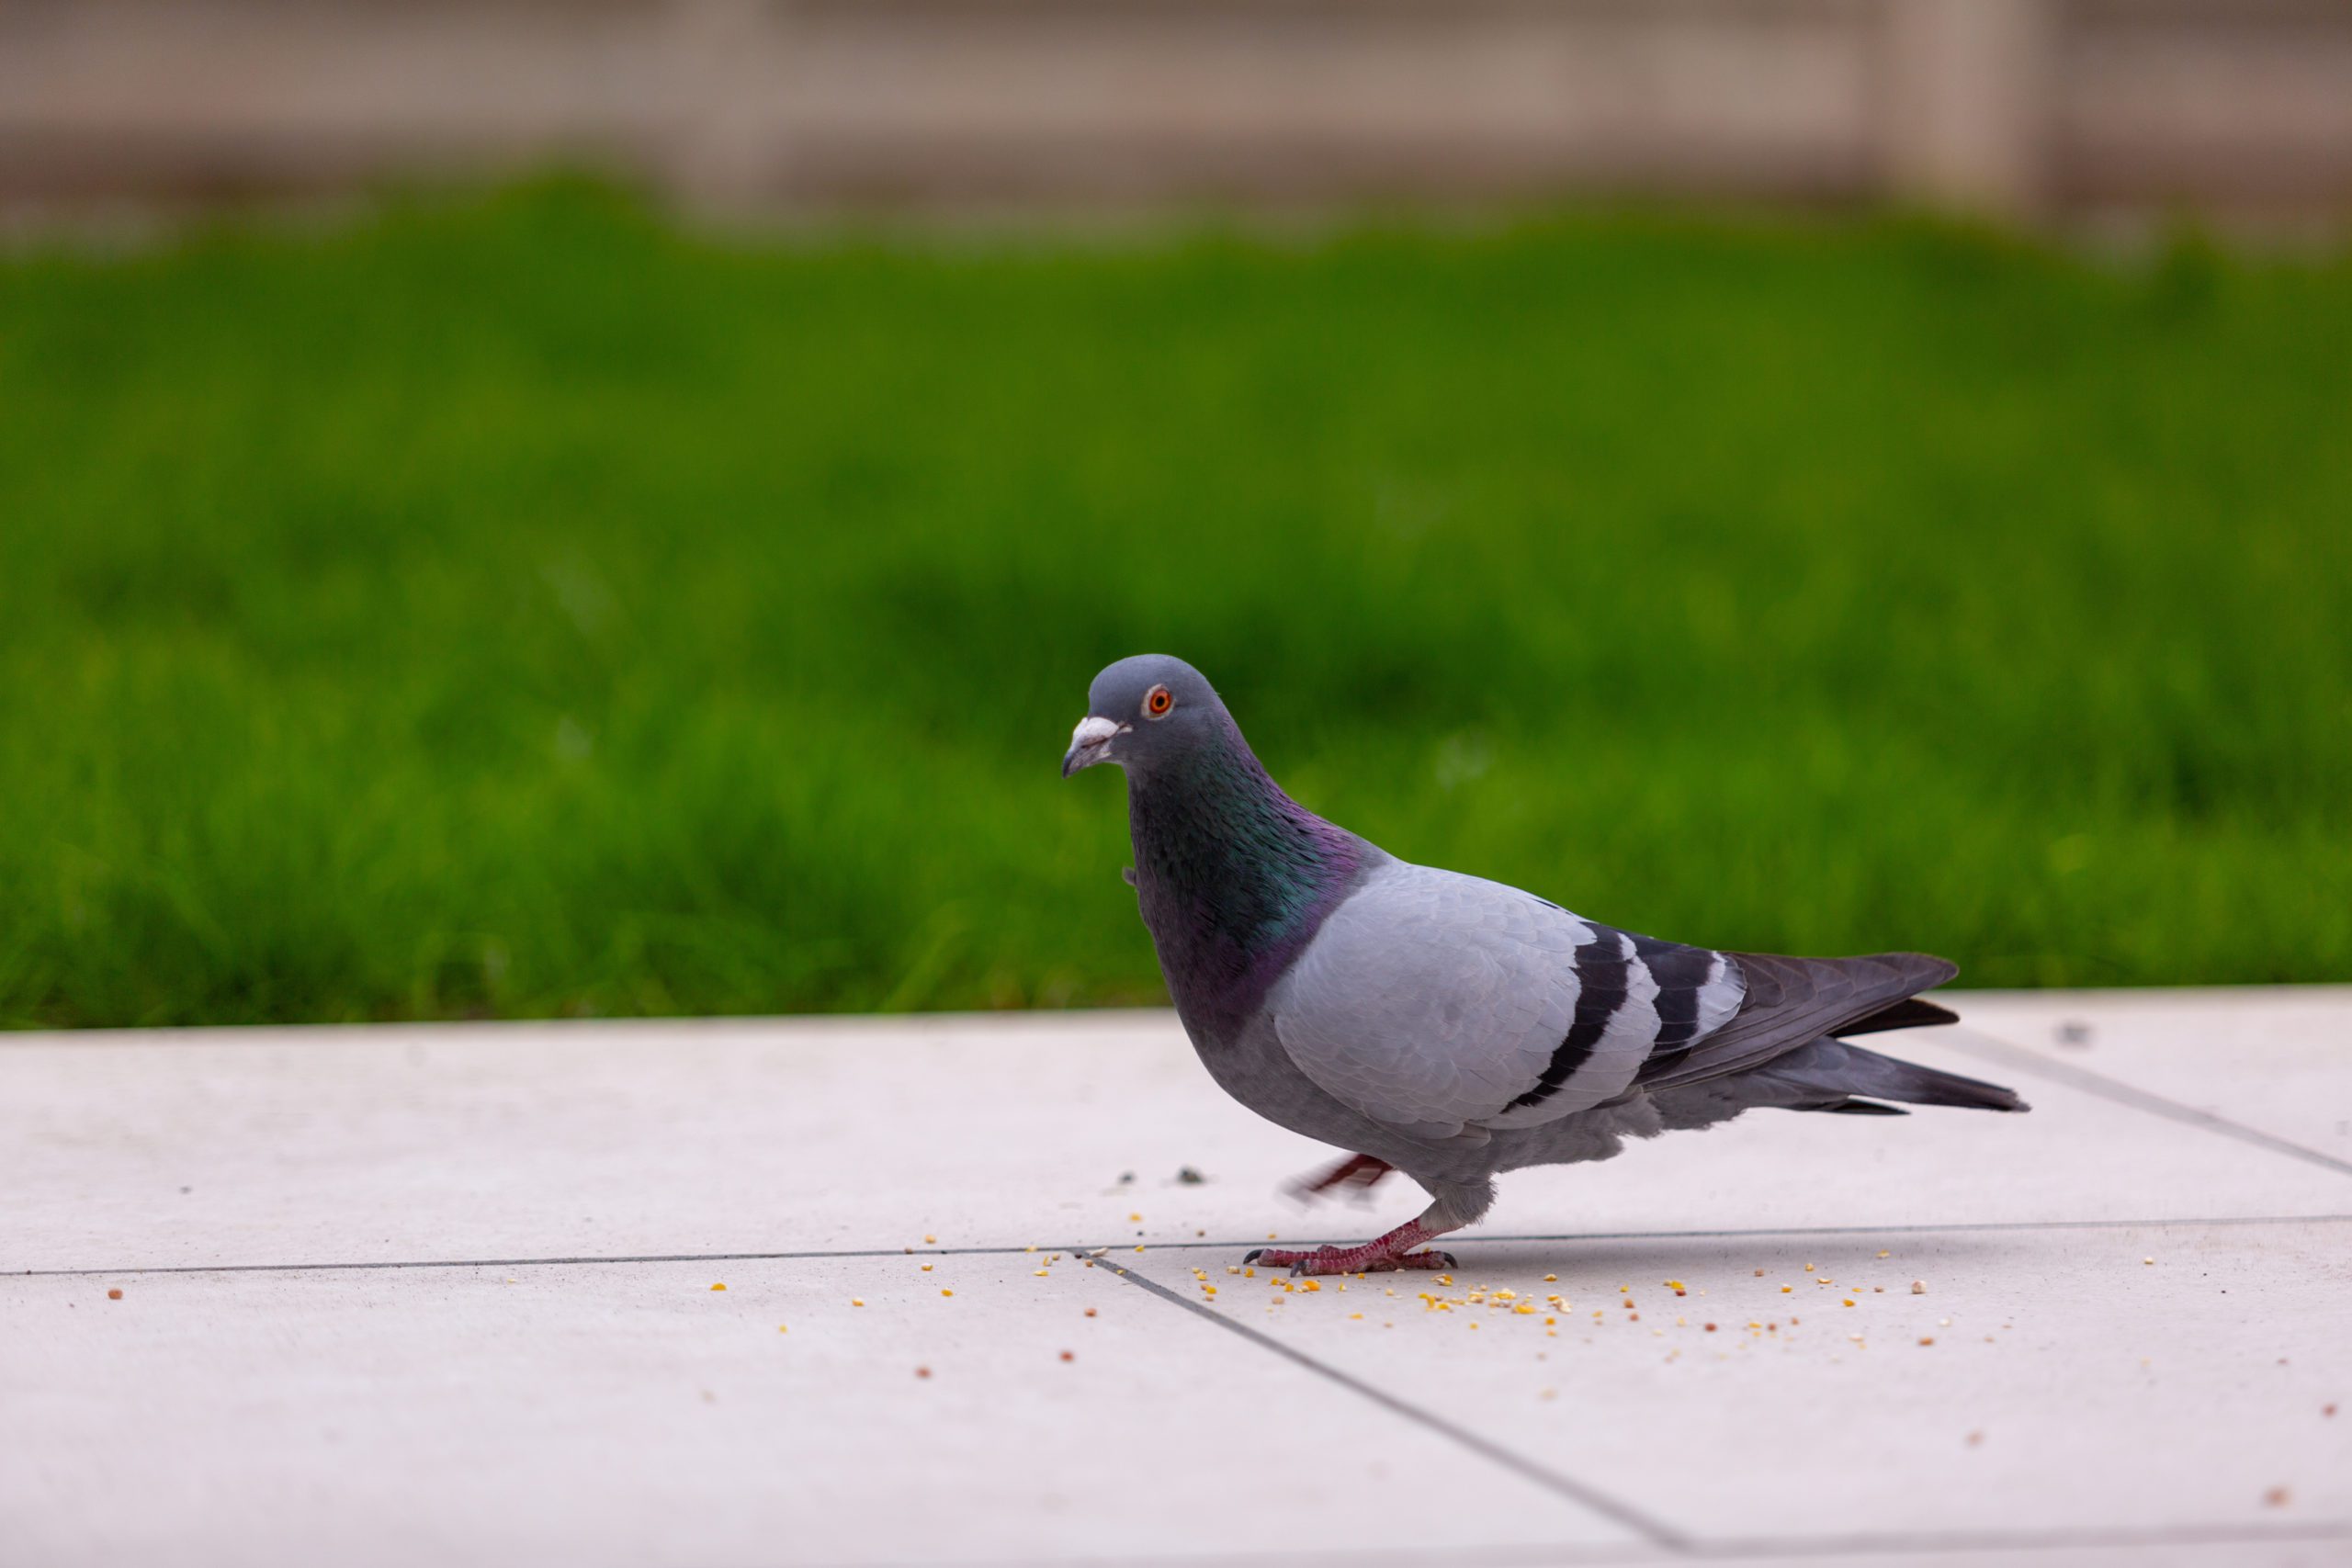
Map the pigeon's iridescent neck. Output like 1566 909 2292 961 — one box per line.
1126 719 1365 1037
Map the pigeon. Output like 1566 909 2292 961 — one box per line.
1063 653 2027 1277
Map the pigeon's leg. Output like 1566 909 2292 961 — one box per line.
1285 1152 1395 1202
1243 1211 1459 1278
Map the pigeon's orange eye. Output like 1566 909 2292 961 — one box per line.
1143 685 1174 719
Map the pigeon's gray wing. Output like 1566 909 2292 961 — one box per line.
1630 951 1960 1094
1262 862 1741 1140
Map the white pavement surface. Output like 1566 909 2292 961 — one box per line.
5 989 2349 1568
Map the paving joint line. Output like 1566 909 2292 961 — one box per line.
1947 1027 2352 1179
17 1213 2350 1280
1089 1253 1694 1554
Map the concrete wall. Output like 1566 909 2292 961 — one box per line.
2 0 2347 219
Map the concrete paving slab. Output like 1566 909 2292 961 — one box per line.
5 998 2348 1276
6 987 2351 1566
0 1251 1638 1568
1954 987 2352 1169
1106 1218 2352 1544
1713 1543 2352 1568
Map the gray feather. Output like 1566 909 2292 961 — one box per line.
1632 951 1959 1094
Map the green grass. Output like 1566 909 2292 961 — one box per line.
2 184 2347 1028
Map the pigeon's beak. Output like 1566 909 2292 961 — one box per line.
1062 716 1124 777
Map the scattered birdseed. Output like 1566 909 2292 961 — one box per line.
2143 1257 2155 1266
1704 1324 1717 1333
777 1325 787 1333
1128 1213 1142 1223
1753 1269 1764 1277
1034 1269 1049 1277
1178 1167 1205 1184
1804 1263 1815 1271
2266 1487 2291 1508
940 1289 953 1297
923 1235 935 1244
1544 1274 1558 1283
1966 1431 1984 1446
1918 1337 1936 1347
1911 1280 1927 1294
851 1298 865 1307
915 1367 931 1379
107 1290 122 1301
921 1264 933 1272
1843 1300 1856 1308
1781 1286 1792 1293
1876 1250 1890 1258
709 1283 726 1292
1059 1350 1074 1362
1083 1306 1097 1317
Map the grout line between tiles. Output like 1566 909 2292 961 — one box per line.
1945 1027 2352 1179
15 1212 2350 1280
1088 1254 1694 1554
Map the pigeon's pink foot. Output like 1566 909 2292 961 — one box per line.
1242 1216 1457 1277
1286 1153 1395 1202
1245 1243 1456 1276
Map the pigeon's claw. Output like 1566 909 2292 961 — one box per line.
1240 1213 1461 1276
1243 1244 1457 1277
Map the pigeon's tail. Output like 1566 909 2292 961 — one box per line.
1748 1037 2030 1116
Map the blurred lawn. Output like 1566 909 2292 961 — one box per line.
1 184 2347 1028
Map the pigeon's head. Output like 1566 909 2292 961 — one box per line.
1063 654 1227 779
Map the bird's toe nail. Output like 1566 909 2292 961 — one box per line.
1242 1249 1264 1265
